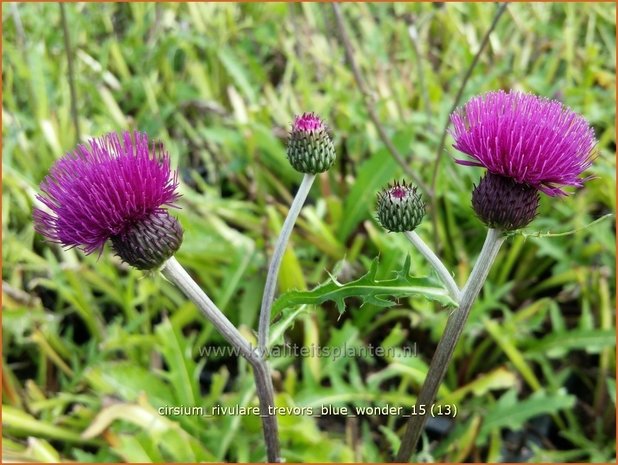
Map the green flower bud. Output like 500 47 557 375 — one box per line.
376 181 425 232
287 113 336 174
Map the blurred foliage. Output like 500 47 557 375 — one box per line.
2 2 616 462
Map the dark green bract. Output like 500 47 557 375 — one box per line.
376 182 425 232
287 127 336 174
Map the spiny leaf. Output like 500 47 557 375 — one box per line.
271 256 457 320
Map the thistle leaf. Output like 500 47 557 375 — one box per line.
271 256 457 320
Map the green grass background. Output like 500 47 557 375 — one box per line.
2 2 616 462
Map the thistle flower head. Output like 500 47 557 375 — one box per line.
287 112 336 174
376 181 425 233
450 90 596 196
33 131 183 269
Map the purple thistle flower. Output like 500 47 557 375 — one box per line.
34 131 183 268
450 90 596 196
292 113 325 132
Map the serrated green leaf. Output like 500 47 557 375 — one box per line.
271 256 456 320
269 305 310 347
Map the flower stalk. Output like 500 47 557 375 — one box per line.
404 231 460 302
258 113 335 354
161 256 281 462
395 228 505 461
258 173 316 354
394 90 596 460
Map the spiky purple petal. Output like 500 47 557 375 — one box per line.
450 90 596 196
292 112 325 132
33 131 180 255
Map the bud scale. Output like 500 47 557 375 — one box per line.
111 209 183 270
472 172 539 231
376 181 425 232
287 113 336 174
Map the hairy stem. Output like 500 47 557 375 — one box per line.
252 359 280 460
395 229 505 462
258 173 315 354
404 231 460 302
162 257 281 462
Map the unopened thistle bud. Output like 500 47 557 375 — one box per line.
376 181 425 232
287 112 336 174
472 172 539 231
33 131 183 270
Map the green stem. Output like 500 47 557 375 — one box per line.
404 231 460 302
257 173 315 354
161 257 281 462
395 228 505 462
